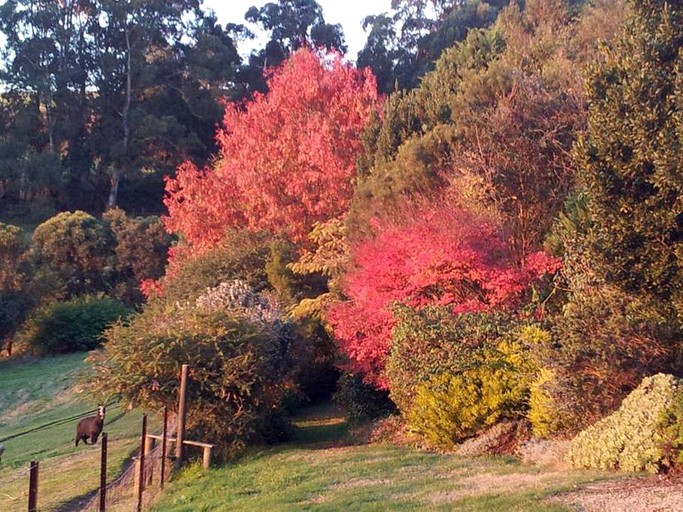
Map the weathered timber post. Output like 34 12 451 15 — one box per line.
202 445 212 470
144 436 155 486
100 432 108 512
28 460 39 512
160 406 168 489
175 364 189 465
136 414 147 512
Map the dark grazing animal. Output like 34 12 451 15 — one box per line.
75 405 106 446
0 443 4 462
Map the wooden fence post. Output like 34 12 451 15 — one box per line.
137 414 147 512
28 460 39 512
100 432 108 512
202 446 212 470
160 406 168 490
175 364 189 464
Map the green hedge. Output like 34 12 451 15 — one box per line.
21 296 130 354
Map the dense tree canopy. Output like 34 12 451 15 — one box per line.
246 0 346 65
351 0 621 263
164 48 380 256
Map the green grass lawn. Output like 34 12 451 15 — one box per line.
0 355 619 512
152 406 608 512
0 354 156 512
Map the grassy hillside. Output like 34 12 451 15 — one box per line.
152 407 607 512
0 354 155 512
0 355 625 512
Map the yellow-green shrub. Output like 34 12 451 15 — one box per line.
528 368 562 438
406 339 534 447
514 324 564 438
567 374 683 473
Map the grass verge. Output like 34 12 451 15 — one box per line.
152 406 608 512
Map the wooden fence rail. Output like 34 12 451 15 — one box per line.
145 434 215 469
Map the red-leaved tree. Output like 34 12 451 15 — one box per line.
327 206 560 387
164 49 379 257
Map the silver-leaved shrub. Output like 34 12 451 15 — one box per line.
567 374 683 473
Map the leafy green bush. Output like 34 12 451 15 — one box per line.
32 211 115 297
0 222 30 354
333 372 395 424
387 306 553 446
386 305 516 414
0 222 27 291
160 230 271 303
550 286 676 431
406 338 534 447
102 208 172 305
567 374 683 473
91 281 297 459
21 296 130 354
0 290 32 354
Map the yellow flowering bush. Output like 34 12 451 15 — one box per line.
406 339 534 447
528 368 562 438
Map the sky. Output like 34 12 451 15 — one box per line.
201 0 393 60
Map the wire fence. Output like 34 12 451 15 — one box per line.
4 365 202 511
80 436 168 511
0 404 122 445
1 409 173 512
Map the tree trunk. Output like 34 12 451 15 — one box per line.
46 102 55 154
108 27 133 210
107 171 120 210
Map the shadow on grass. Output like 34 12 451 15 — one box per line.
53 489 99 512
291 402 350 448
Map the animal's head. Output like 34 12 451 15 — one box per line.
98 405 106 419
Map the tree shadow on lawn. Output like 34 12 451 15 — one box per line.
290 402 351 448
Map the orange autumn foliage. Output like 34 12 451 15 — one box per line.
164 49 380 258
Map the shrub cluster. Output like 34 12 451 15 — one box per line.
157 230 271 303
567 374 683 473
90 281 298 458
386 305 517 413
21 295 130 354
0 210 172 354
550 286 676 431
386 305 549 446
